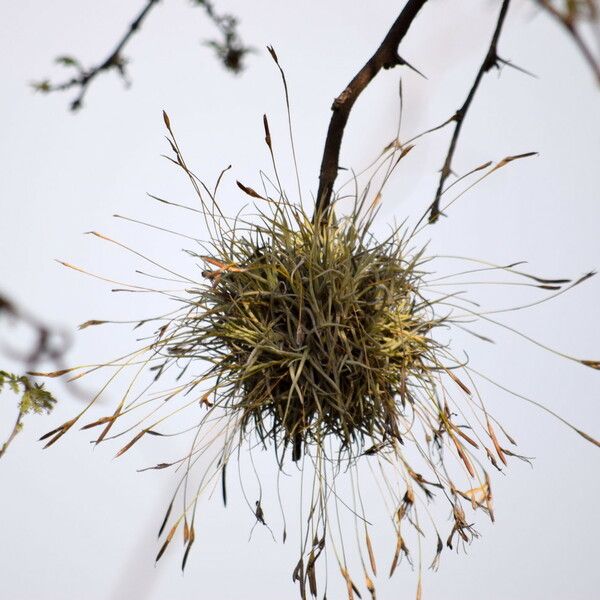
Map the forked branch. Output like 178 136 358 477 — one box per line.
33 0 160 111
33 0 252 111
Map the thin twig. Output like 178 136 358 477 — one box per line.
33 0 252 112
35 0 161 111
0 410 25 460
428 0 511 224
314 0 429 218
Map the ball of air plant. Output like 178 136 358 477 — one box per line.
188 200 442 464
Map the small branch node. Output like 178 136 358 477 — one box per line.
332 87 352 110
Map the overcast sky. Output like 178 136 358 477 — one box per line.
1 1 599 599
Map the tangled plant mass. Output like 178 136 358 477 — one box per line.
198 195 438 462
36 110 599 599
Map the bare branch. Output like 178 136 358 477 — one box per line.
428 0 511 224
33 0 160 111
536 0 600 85
315 0 429 218
33 0 252 112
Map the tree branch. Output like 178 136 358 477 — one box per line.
428 0 511 223
314 0 429 218
34 0 160 111
33 0 252 112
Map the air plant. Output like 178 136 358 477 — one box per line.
33 98 599 600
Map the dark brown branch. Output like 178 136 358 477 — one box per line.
428 0 511 223
315 0 429 218
536 0 600 85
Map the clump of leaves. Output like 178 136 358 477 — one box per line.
37 113 599 599
0 371 56 415
0 371 56 459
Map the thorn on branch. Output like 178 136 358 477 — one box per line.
497 57 538 79
398 56 427 79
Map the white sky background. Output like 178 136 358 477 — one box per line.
0 1 599 599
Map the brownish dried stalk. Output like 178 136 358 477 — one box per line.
315 0 429 218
